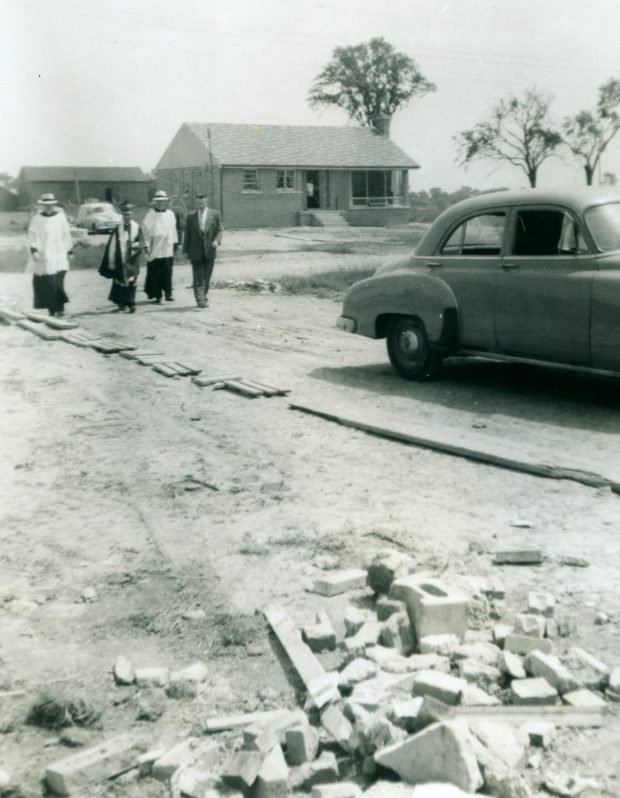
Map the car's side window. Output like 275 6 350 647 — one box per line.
512 209 586 256
439 212 505 256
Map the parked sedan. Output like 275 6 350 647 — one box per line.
337 188 620 380
76 202 122 234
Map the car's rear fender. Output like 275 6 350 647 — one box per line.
343 271 459 349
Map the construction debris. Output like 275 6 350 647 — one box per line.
493 550 545 565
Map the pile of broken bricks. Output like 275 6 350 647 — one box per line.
28 552 618 797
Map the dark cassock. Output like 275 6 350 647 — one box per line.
99 216 144 312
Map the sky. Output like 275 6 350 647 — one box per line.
2 0 620 192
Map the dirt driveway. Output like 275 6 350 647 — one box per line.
1 233 619 795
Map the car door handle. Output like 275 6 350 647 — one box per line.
426 261 442 268
501 262 519 270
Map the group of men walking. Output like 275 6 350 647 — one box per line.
26 190 223 316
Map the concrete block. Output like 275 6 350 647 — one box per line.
285 724 319 765
567 647 610 689
375 597 403 621
419 634 460 656
350 673 415 711
387 696 424 731
513 614 546 638
492 623 512 648
500 651 527 680
457 658 502 689
545 618 560 639
303 612 337 653
312 570 368 597
493 549 544 565
351 711 406 756
416 695 457 729
343 606 374 636
113 655 135 685
152 738 218 781
134 667 169 688
412 670 466 705
343 699 371 724
525 651 580 694
337 658 378 690
469 720 527 769
222 751 265 791
45 734 147 795
252 744 288 798
244 724 280 753
374 720 483 792
527 592 555 617
504 635 553 656
365 647 449 674
609 666 620 693
520 720 556 748
344 622 382 656
380 611 414 655
562 688 607 708
176 768 215 798
289 751 338 791
394 576 469 643
510 678 558 705
320 704 354 751
460 684 502 706
312 783 361 798
452 642 502 665
367 551 415 594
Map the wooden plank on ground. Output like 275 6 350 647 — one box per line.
493 550 545 565
0 308 26 323
222 380 263 398
151 363 180 378
454 705 605 727
204 708 306 734
24 312 78 330
263 604 339 709
17 319 62 340
119 350 165 361
193 374 241 387
91 341 136 354
172 362 201 376
240 378 290 396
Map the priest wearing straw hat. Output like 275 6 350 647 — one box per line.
26 193 73 317
142 190 178 304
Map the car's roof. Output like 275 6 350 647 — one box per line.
439 187 620 216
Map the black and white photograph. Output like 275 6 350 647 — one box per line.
1 1 619 795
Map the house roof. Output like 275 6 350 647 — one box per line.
178 123 419 169
20 166 151 183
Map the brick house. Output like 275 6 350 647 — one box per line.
153 122 420 228
17 166 152 209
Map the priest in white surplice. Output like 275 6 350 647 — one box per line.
26 193 74 317
141 190 178 304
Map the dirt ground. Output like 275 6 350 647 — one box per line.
0 227 619 796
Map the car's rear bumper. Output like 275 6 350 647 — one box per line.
336 316 356 333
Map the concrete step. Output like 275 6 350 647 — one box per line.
310 211 349 227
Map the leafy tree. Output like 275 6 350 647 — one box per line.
562 79 620 185
455 90 562 187
0 172 17 189
308 37 435 129
602 171 617 186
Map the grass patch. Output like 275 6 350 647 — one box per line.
275 267 375 298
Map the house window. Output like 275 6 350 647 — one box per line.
351 170 407 207
242 169 259 192
276 169 296 191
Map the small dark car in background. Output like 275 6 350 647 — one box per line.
337 188 620 380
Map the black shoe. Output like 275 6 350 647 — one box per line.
165 295 174 302
128 306 136 314
155 297 162 304
197 302 206 309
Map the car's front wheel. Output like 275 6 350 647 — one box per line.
386 316 442 381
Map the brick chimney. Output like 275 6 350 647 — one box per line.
374 116 391 138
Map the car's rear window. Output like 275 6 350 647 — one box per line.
585 202 620 251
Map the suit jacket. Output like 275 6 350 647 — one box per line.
183 208 223 262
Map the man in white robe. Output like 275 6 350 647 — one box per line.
26 193 73 316
142 190 178 303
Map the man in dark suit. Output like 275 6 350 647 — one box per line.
183 193 223 308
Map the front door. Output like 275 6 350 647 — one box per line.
495 206 593 364
305 170 320 209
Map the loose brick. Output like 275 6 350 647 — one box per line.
288 751 338 791
366 552 414 595
493 550 544 565
452 642 502 665
567 648 610 689
134 667 169 688
416 695 456 729
510 677 558 705
344 622 382 656
412 670 466 705
320 704 354 751
113 655 135 685
252 744 288 798
337 658 378 690
152 738 218 781
379 611 414 655
387 697 424 731
492 623 511 648
343 607 373 636
311 783 361 798
504 634 553 656
302 612 337 653
244 724 280 754
513 613 545 638
167 662 208 698
562 688 607 708
311 570 368 597
460 684 501 706
45 734 147 795
520 720 556 748
457 659 502 689
285 725 319 765
419 634 460 656
221 752 265 791
500 651 527 680
525 651 580 694
375 597 403 622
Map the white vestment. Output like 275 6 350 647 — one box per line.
26 211 73 275
142 209 178 259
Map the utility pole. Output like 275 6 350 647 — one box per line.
207 128 215 209
74 170 81 206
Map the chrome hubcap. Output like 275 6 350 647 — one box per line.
401 329 421 356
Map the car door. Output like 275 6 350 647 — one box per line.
420 209 507 350
494 205 594 364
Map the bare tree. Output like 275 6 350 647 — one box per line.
455 90 561 187
562 79 620 185
308 37 435 129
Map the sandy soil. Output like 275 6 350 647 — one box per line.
0 231 619 796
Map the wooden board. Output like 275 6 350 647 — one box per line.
204 708 306 734
17 319 62 340
240 378 290 396
151 363 181 377
222 380 263 398
0 308 26 323
263 604 339 709
454 704 605 727
193 374 241 387
24 312 78 330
